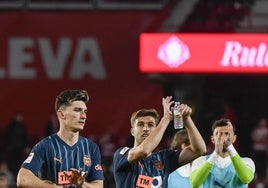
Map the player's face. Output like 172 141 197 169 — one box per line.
131 116 157 145
62 101 87 132
212 122 236 152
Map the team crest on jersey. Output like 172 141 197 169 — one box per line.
119 147 129 155
83 155 91 166
154 160 163 170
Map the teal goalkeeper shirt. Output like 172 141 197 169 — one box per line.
200 162 247 188
168 163 192 188
191 155 255 188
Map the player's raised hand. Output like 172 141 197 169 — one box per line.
162 96 174 120
180 104 192 119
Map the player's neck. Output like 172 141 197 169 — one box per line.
218 152 229 158
57 130 79 146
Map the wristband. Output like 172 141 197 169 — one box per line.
207 151 218 164
226 144 237 157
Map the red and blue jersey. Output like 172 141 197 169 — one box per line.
21 133 104 187
113 147 182 188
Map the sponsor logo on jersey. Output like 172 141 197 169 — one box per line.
119 147 129 155
136 174 153 188
135 175 163 188
58 171 72 185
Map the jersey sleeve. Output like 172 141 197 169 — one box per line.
191 155 207 172
190 156 213 187
242 157 255 173
163 149 182 173
113 147 132 172
21 140 47 176
85 141 104 181
231 155 255 184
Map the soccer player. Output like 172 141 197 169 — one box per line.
168 129 192 188
190 118 255 188
113 96 206 188
17 90 104 188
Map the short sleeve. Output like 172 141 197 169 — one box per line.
85 141 104 181
191 156 207 172
21 141 47 176
113 147 132 172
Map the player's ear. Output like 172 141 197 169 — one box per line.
210 135 215 144
57 110 65 119
232 134 237 143
130 127 134 136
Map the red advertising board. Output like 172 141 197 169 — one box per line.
0 11 168 140
140 33 268 73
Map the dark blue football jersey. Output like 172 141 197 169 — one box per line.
113 147 181 188
21 133 104 187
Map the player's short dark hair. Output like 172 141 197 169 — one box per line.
55 90 89 111
130 109 159 127
211 118 236 133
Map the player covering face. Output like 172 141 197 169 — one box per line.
190 118 255 188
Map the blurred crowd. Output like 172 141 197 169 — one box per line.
179 0 254 33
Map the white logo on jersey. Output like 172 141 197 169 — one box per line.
24 153 34 163
119 147 129 155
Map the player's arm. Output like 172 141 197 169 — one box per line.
17 168 62 188
128 96 173 162
178 106 206 164
190 154 216 188
227 144 255 184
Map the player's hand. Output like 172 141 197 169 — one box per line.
66 168 87 187
222 126 233 149
180 104 192 119
162 96 174 120
217 135 225 154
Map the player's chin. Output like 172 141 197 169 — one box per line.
78 127 84 131
75 126 84 131
222 148 228 153
140 137 147 142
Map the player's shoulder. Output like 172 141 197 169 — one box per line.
241 156 256 172
37 133 71 147
241 156 253 160
115 147 131 155
241 156 255 164
41 133 60 144
192 155 207 164
32 135 53 148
